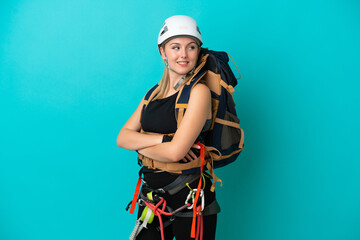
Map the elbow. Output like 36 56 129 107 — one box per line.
116 128 138 151
169 154 181 163
116 129 126 148
116 138 122 148
167 144 186 162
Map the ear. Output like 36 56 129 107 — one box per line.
159 46 166 61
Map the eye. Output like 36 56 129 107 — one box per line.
172 46 180 50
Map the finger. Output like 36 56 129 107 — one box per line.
185 153 193 162
188 150 197 160
192 144 201 149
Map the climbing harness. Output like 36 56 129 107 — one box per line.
127 143 218 240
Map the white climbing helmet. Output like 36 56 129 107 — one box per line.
158 15 202 47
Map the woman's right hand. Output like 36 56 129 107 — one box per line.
181 143 201 162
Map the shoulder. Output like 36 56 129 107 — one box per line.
188 83 211 109
190 83 210 97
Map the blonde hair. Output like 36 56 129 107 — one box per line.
152 67 170 101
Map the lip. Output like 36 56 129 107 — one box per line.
177 61 189 67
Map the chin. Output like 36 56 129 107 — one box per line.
177 69 192 75
175 66 196 75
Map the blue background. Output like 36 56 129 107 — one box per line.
1 0 359 239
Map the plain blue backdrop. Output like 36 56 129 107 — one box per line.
1 0 359 239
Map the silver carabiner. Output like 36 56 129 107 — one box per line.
185 189 205 211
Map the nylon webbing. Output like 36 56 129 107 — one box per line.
129 176 142 214
227 52 241 80
191 142 205 238
214 118 241 129
220 79 235 95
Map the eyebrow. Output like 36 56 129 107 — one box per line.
170 41 197 46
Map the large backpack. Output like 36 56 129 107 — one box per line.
138 48 244 189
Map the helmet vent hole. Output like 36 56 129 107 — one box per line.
160 26 168 36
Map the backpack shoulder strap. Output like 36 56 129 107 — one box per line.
143 84 160 108
174 69 208 128
140 84 160 125
173 53 210 127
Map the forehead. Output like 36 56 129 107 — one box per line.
166 37 197 45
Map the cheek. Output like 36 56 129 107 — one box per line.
165 50 177 60
189 51 199 61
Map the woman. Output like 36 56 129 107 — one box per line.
117 15 219 240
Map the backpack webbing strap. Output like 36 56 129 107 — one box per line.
174 82 187 129
138 153 204 174
239 128 245 149
174 70 208 128
214 118 241 129
206 145 244 160
191 54 209 78
213 118 244 149
174 54 209 128
138 152 223 193
220 79 235 95
227 52 241 80
203 146 223 191
206 160 223 192
205 70 235 96
144 85 160 107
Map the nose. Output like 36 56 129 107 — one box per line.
180 47 187 59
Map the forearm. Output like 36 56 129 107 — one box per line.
117 128 163 151
138 141 188 163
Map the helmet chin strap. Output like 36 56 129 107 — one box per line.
164 55 196 91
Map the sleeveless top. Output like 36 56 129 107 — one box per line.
138 91 217 215
141 91 211 134
141 92 179 134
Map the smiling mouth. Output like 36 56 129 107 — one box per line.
177 61 189 66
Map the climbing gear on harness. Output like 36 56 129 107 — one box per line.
128 192 156 240
141 195 190 240
158 15 202 47
127 167 201 215
140 192 155 224
127 145 219 239
130 185 212 240
139 48 245 191
129 218 142 240
185 189 205 212
190 142 205 238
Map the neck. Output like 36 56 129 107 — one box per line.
168 71 184 89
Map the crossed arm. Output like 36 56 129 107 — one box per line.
116 83 211 163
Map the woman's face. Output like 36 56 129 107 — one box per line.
160 37 200 76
